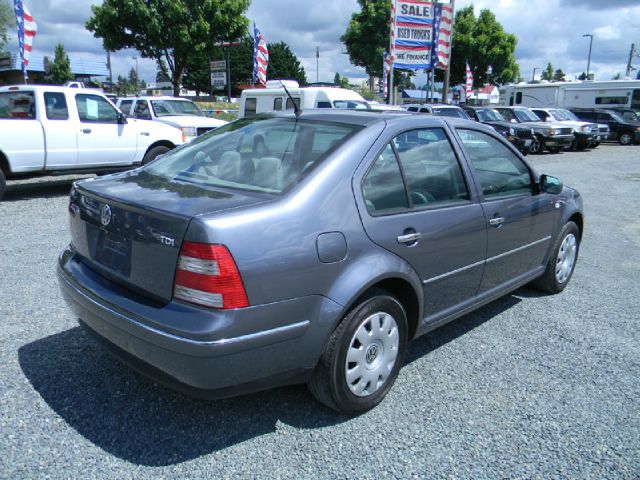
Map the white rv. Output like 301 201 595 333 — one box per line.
499 80 640 110
238 80 370 118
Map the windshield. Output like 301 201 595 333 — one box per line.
514 109 541 122
150 99 203 117
431 107 469 119
548 109 572 121
557 109 580 121
333 100 370 110
476 108 504 122
144 116 361 194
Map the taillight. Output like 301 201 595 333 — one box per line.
173 241 248 309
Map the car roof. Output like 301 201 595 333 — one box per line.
0 85 104 95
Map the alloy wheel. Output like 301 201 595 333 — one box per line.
555 233 577 284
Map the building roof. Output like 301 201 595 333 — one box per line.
0 53 108 76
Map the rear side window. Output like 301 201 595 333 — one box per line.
595 96 627 105
134 101 152 120
458 129 532 199
515 92 522 104
363 144 409 214
76 94 119 123
0 91 35 119
393 128 469 207
317 101 331 108
498 109 514 122
44 92 69 120
274 98 283 110
244 98 257 117
286 97 301 110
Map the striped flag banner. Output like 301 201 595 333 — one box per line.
13 0 37 81
465 62 474 98
435 3 453 69
253 23 268 86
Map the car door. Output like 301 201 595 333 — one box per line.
456 128 558 294
39 91 78 168
358 127 487 321
74 93 138 166
596 112 618 137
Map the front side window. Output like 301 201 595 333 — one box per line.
75 94 119 123
458 129 533 199
393 128 469 207
362 144 409 214
0 91 35 119
44 92 69 120
244 98 257 117
144 117 360 194
274 98 283 110
119 99 133 114
134 101 152 120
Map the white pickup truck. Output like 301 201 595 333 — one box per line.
0 85 185 200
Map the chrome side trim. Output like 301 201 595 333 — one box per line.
422 236 551 285
485 236 551 264
423 259 485 285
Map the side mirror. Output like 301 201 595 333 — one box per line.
118 112 128 124
540 174 563 194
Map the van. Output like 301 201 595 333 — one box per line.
239 80 369 118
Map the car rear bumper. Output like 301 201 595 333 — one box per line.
57 246 343 397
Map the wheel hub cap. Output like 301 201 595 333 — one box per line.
345 312 400 397
555 233 577 284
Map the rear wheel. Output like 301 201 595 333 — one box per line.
0 169 6 201
308 291 408 414
142 145 171 165
531 221 580 294
618 132 633 145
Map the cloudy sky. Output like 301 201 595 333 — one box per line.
5 0 640 86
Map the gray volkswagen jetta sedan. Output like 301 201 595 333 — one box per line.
58 110 583 414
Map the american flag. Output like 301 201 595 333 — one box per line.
388 1 396 64
382 51 391 98
13 0 37 80
465 63 474 99
435 4 453 69
253 24 268 86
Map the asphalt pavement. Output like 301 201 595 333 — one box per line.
1 144 638 479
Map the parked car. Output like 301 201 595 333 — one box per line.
610 107 640 123
0 85 184 200
58 111 583 414
494 107 574 154
530 108 599 150
463 106 534 154
403 103 472 120
116 96 228 143
570 108 640 145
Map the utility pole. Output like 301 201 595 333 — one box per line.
626 43 636 77
531 66 540 83
316 47 319 84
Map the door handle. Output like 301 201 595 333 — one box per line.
81 128 92 134
397 232 422 244
489 217 505 227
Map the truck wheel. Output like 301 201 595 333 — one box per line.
0 169 6 201
618 132 632 146
530 136 545 154
142 145 171 165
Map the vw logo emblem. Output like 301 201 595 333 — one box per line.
100 204 112 226
366 344 378 364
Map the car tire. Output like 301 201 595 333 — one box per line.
308 290 408 414
549 147 562 154
0 169 6 201
618 132 632 146
142 145 171 165
531 221 580 294
530 135 545 154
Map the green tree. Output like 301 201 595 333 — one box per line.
51 43 73 85
0 0 12 53
86 0 250 96
541 62 554 81
267 42 307 85
553 68 566 81
128 67 141 93
449 6 520 87
334 72 341 85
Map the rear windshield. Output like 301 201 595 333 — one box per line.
144 116 361 194
150 99 203 117
431 107 469 119
0 91 36 119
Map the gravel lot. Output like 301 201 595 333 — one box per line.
1 144 639 479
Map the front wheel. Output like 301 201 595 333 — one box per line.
618 132 633 146
0 169 6 201
529 136 545 154
308 291 408 414
142 145 171 165
531 221 580 294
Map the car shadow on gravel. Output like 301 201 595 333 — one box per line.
18 288 534 466
3 177 87 202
